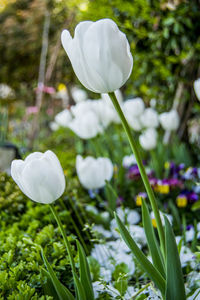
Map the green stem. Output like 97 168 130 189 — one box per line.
59 198 89 255
108 92 165 255
49 204 76 276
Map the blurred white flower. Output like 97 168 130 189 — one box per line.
123 98 145 117
49 121 59 131
129 225 147 246
186 227 195 243
140 108 159 128
11 150 65 204
123 98 144 131
150 211 173 226
139 128 157 150
122 154 137 168
101 90 123 124
159 110 180 131
126 209 140 225
71 86 88 103
61 19 133 93
91 100 117 127
76 155 113 189
68 111 103 139
0 83 15 99
71 100 94 117
55 109 72 127
194 78 200 101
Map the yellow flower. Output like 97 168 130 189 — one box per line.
58 83 67 92
164 161 170 169
152 218 157 228
158 184 170 194
176 195 187 208
136 195 142 206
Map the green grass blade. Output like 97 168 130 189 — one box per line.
164 217 186 300
142 199 165 278
41 249 75 300
115 213 165 295
76 240 94 300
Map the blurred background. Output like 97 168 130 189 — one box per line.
0 0 200 166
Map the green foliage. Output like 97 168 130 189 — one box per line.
0 173 78 298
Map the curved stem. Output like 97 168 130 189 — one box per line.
49 203 76 275
108 92 165 255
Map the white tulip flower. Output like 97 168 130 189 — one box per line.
55 109 72 128
123 98 145 117
139 128 157 150
68 111 103 139
194 78 200 101
11 150 66 204
76 155 113 190
71 100 94 118
159 110 180 131
61 19 133 93
71 86 88 103
140 108 159 128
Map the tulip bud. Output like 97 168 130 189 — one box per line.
76 155 113 190
139 128 157 150
61 19 133 93
11 150 66 204
159 110 180 131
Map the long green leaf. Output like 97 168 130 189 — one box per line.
115 213 165 295
41 249 75 300
74 273 87 300
76 240 94 300
42 268 58 298
142 199 165 278
164 217 186 300
105 180 118 212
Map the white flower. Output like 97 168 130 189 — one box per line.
129 225 147 246
126 209 140 225
122 154 137 168
68 111 103 139
123 98 145 117
186 227 195 243
91 100 116 128
194 78 200 101
159 110 180 131
11 150 65 204
71 86 87 103
61 19 133 93
140 108 159 128
55 109 72 127
49 121 59 131
76 155 113 189
139 128 157 150
101 90 123 124
0 83 15 99
123 98 144 131
150 211 173 226
70 100 94 117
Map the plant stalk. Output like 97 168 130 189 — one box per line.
108 92 165 255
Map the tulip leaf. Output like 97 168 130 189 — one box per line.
164 216 186 300
105 180 118 212
73 273 87 300
76 240 94 300
141 199 165 278
41 249 75 300
114 213 166 295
